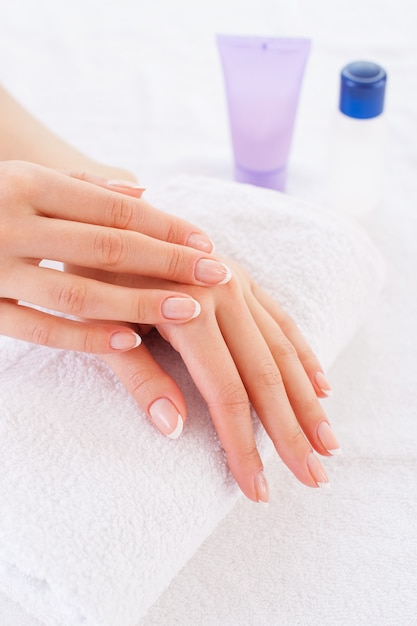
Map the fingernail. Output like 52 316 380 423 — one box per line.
315 371 332 397
317 421 342 456
306 452 330 488
161 296 201 320
187 232 215 253
194 259 232 285
254 470 270 503
149 398 184 439
109 330 142 350
107 179 146 191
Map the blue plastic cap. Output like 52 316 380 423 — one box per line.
339 61 387 119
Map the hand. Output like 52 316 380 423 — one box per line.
99 260 340 502
0 161 232 353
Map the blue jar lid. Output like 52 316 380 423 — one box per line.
339 61 387 119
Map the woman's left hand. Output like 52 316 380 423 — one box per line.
81 259 340 503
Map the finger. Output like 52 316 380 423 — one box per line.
216 294 330 488
5 264 202 324
103 343 186 440
246 293 341 458
251 283 332 397
20 163 214 252
159 316 268 503
0 299 142 353
15 214 231 286
67 170 146 198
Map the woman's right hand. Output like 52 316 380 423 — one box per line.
0 161 231 353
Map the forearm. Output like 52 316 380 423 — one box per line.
0 85 135 180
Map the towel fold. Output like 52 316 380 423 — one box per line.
0 177 384 626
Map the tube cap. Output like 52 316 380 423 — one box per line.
339 61 386 119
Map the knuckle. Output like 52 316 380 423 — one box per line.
163 219 181 244
281 425 308 449
256 359 283 388
212 379 250 412
53 280 89 315
68 170 90 184
272 338 298 361
298 395 323 420
131 293 150 323
103 193 135 229
0 161 35 204
29 321 52 347
80 327 97 353
93 229 126 267
164 246 185 281
297 346 317 367
226 444 260 465
127 368 155 399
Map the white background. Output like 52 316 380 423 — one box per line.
1 1 417 624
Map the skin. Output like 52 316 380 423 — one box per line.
0 84 339 501
75 262 337 502
0 160 231 352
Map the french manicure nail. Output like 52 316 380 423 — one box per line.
317 421 342 456
306 452 330 488
149 398 184 439
194 259 232 285
254 470 270 503
109 330 142 350
107 178 145 191
187 232 215 253
161 296 201 320
315 371 332 397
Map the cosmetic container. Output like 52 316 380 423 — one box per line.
325 61 387 218
217 35 311 191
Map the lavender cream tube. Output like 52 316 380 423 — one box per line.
217 35 311 191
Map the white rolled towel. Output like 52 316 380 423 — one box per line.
0 177 384 626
